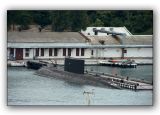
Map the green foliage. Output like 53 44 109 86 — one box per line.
7 10 153 34
7 11 32 30
32 11 51 27
93 18 104 27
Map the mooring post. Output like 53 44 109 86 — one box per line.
83 89 95 105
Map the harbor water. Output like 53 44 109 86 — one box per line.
8 65 153 105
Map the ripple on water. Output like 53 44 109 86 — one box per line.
8 66 153 105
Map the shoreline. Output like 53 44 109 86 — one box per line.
7 58 153 67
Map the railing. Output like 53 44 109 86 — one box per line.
85 70 151 90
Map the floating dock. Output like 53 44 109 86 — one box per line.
86 71 152 90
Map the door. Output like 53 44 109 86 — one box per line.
16 48 23 60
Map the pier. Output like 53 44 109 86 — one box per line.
86 71 152 90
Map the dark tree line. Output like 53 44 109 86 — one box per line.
7 10 153 34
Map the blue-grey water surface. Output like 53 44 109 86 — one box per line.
8 65 153 105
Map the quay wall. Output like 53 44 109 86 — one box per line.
8 58 153 66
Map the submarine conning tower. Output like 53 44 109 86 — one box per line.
64 57 84 74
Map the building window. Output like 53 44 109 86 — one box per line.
36 48 39 56
41 48 44 56
123 49 127 53
9 48 14 59
91 50 94 55
81 48 84 56
76 48 79 56
68 48 71 56
54 48 58 56
25 48 30 57
49 48 52 56
10 48 14 55
63 48 66 56
95 31 98 35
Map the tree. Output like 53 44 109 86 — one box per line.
93 18 104 27
51 11 72 32
16 11 32 30
7 10 153 34
71 11 90 31
32 11 51 28
7 11 21 30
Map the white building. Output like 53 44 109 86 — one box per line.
86 35 152 58
81 27 152 62
7 32 92 60
81 27 132 36
7 27 153 64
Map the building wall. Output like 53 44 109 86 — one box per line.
8 47 153 60
7 48 10 59
103 48 122 58
23 48 34 59
91 47 152 58
84 48 92 58
124 48 152 57
7 48 16 60
70 48 91 58
92 48 122 58
21 48 92 59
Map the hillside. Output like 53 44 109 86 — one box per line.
7 10 153 35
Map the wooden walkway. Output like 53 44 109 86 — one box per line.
86 71 153 90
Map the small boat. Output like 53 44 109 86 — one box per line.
7 61 26 67
99 58 137 68
27 61 47 70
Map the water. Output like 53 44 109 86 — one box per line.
85 65 153 83
8 66 153 105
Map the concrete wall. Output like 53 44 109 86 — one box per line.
84 48 92 58
93 48 152 58
7 48 10 59
124 48 152 57
92 48 122 58
22 48 92 59
23 48 34 59
8 47 153 60
103 48 122 58
70 48 91 58
7 48 16 59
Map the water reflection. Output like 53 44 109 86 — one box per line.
85 65 152 83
